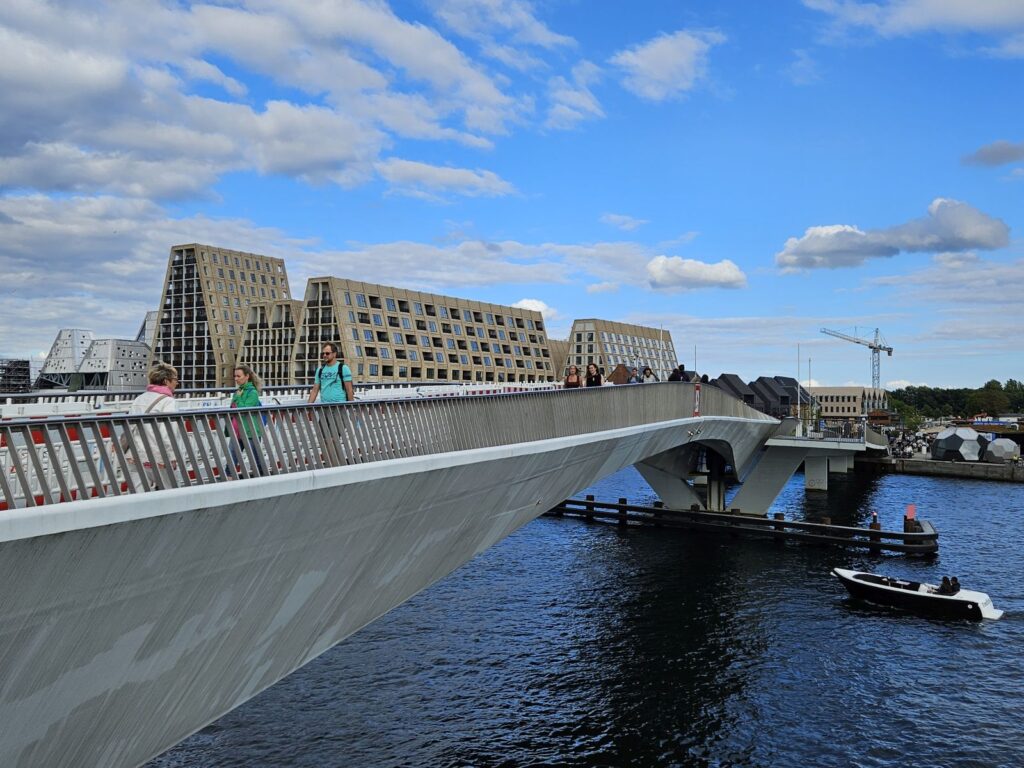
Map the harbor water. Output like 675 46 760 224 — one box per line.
151 469 1024 768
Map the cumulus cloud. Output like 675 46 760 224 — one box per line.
775 198 1010 270
962 139 1024 166
600 212 649 231
586 281 619 293
512 298 560 322
0 0 544 203
646 256 747 290
375 158 517 200
610 29 725 101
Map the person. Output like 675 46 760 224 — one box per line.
309 342 355 403
641 366 658 383
950 576 960 594
228 363 266 476
628 367 640 384
668 364 684 382
585 362 602 387
564 364 582 388
125 363 179 487
936 576 953 595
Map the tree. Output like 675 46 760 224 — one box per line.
966 388 1010 417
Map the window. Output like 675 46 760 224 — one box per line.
402 317 411 329
369 364 379 376
372 314 383 326
364 329 373 341
393 332 403 344
344 292 352 306
428 320 438 332
380 348 391 359
420 335 430 346
351 329 359 341
356 294 367 307
439 306 448 319
414 302 423 315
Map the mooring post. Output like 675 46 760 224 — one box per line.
585 494 595 521
618 497 628 526
869 511 881 552
773 512 785 544
652 500 664 527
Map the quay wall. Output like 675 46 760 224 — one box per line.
857 456 1024 483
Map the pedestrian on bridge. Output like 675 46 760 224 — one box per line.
309 342 355 404
124 363 179 488
228 364 266 476
585 362 602 387
642 366 659 383
564 364 582 388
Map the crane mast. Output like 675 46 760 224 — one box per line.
819 327 893 389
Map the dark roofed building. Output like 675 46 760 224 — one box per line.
749 376 791 418
714 373 759 407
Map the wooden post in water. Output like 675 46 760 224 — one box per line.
618 497 628 526
773 512 785 544
869 511 882 552
652 500 664 527
585 494 595 522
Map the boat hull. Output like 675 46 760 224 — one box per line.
832 569 997 621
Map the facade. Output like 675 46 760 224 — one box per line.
77 339 151 390
237 300 304 387
809 386 888 419
37 329 95 388
547 338 570 377
150 244 292 388
296 278 555 384
565 319 676 381
136 311 159 348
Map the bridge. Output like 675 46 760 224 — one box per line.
0 383 869 767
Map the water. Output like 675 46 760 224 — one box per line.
151 470 1024 768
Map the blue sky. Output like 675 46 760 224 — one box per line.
1 0 1022 388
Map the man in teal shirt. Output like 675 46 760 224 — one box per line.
309 342 355 403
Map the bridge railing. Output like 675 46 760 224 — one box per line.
0 383 771 511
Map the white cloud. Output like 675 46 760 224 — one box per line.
512 298 560 321
600 212 649 231
433 0 575 49
646 255 747 290
545 60 603 130
776 198 1010 270
804 0 1024 54
586 281 619 293
610 29 726 102
375 158 517 200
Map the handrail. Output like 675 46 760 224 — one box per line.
0 383 772 511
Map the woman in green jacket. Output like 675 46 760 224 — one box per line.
229 364 266 476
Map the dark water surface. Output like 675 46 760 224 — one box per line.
151 470 1024 768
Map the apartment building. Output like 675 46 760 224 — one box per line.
809 386 888 419
295 278 554 384
565 319 676 380
237 300 304 387
150 244 291 387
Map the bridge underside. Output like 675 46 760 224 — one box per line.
0 414 774 768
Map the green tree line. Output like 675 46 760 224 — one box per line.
889 379 1024 425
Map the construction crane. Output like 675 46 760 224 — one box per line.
819 327 893 389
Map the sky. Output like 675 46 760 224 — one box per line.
1 0 1022 389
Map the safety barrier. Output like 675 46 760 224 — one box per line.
0 383 772 511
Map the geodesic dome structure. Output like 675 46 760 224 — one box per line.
930 427 988 462
983 438 1020 464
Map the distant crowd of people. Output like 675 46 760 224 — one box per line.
563 363 690 388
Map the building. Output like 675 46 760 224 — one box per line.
547 338 570 377
150 244 292 388
0 359 32 393
136 311 159 348
809 386 888 420
237 299 304 387
565 319 676 381
748 376 791 419
295 277 555 384
37 329 95 388
713 373 760 409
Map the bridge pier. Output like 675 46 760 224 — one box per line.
804 456 829 491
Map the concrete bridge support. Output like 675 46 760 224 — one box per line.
828 454 852 473
804 456 829 491
728 445 809 515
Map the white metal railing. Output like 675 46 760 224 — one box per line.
0 383 769 511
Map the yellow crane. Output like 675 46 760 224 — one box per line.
819 327 893 389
